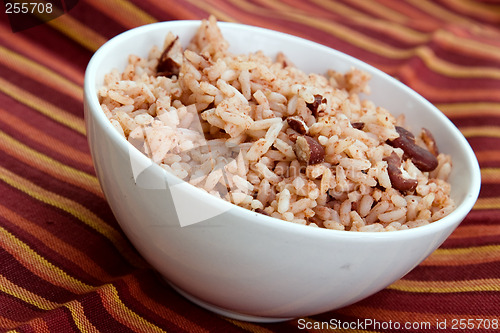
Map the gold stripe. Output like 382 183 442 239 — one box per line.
435 244 500 256
0 275 97 333
342 0 409 24
436 103 500 117
434 29 500 63
98 284 167 333
0 107 93 168
0 46 82 101
85 0 157 28
481 168 500 183
474 197 500 210
0 25 83 85
0 203 112 282
406 0 475 26
441 0 500 21
0 77 85 135
0 130 102 197
232 0 500 81
46 8 106 52
415 46 500 80
184 0 238 22
66 301 101 333
460 126 500 139
0 225 93 294
310 0 428 43
0 274 58 311
389 278 500 293
0 165 146 267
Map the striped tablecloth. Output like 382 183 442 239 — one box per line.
1 0 499 332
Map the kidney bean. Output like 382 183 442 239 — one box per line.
388 126 438 172
383 152 418 192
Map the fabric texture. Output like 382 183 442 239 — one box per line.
0 0 499 332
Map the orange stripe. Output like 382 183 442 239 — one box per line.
0 165 146 269
450 225 500 239
473 150 500 164
97 284 166 333
481 168 500 184
389 278 500 293
125 275 208 332
0 203 112 282
142 0 205 20
85 0 157 28
27 318 51 333
46 10 107 51
0 225 94 294
0 25 83 86
406 0 478 27
376 0 443 31
440 0 500 23
183 0 238 22
0 131 103 198
285 0 430 44
421 245 500 266
0 108 93 168
0 315 21 331
0 78 85 135
398 66 500 102
436 103 500 118
0 46 83 102
434 29 500 63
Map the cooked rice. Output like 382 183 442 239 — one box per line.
99 16 455 231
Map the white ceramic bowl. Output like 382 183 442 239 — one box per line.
84 21 481 322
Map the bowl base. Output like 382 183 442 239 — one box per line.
167 281 293 323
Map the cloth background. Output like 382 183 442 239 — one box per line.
1 0 499 332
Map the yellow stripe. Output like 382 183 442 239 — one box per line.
0 274 97 333
98 284 167 333
184 0 238 22
460 126 500 139
310 0 428 43
406 0 476 26
0 131 102 197
0 226 94 294
415 46 500 80
46 8 106 52
231 0 500 81
0 165 146 267
341 0 409 24
436 102 500 117
66 301 100 333
0 274 59 311
86 0 157 28
0 77 85 135
441 0 500 21
474 197 500 210
434 29 500 63
481 168 500 183
389 278 500 293
0 46 82 101
435 244 500 256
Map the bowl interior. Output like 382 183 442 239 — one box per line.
85 20 481 235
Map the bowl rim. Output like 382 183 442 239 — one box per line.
84 20 481 240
